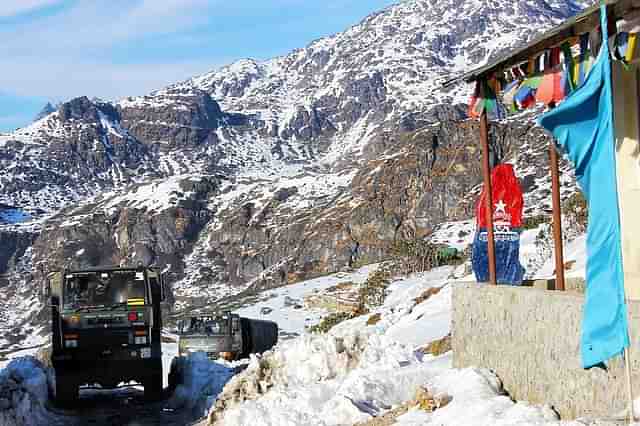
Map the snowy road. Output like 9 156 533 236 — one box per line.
0 341 237 426
38 341 204 426
46 387 198 426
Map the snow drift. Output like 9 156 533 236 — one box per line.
205 264 580 426
166 352 237 419
0 357 56 426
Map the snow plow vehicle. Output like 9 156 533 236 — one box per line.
43 266 167 404
176 312 278 361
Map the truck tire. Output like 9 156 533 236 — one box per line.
55 374 78 406
144 374 163 401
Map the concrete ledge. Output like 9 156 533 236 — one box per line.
452 283 638 419
524 277 586 293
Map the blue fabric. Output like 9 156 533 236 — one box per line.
514 85 534 105
538 5 629 369
472 230 524 285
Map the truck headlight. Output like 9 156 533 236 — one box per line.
62 315 81 329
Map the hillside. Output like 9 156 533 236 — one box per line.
0 231 591 425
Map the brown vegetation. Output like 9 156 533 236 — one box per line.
420 334 452 356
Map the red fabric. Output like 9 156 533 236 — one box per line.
551 47 561 67
536 67 564 105
468 80 482 118
476 163 524 229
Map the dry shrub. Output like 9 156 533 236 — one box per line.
366 313 382 325
412 386 452 412
420 334 451 356
308 312 353 334
327 281 356 292
413 286 442 305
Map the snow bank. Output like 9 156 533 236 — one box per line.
166 352 236 419
0 356 56 426
205 264 589 426
207 267 458 425
208 331 449 426
394 368 560 426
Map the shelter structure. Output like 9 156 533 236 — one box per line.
447 0 640 419
445 0 640 297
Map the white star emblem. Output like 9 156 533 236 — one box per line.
495 199 507 214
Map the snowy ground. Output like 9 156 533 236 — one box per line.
201 228 596 426
234 264 380 338
207 264 595 426
0 339 236 426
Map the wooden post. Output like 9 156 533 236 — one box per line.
625 347 636 423
480 110 497 285
550 140 566 291
547 101 565 291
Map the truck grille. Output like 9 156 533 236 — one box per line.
78 329 131 348
87 316 125 326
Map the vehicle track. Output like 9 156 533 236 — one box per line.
46 387 202 426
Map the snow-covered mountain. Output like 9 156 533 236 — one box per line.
0 0 591 353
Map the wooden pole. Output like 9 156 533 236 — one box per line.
480 110 497 285
625 347 636 424
549 139 566 291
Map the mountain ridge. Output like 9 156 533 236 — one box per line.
0 0 589 352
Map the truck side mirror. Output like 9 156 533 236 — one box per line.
45 271 62 306
160 272 167 302
41 281 51 304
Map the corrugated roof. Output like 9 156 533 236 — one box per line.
442 0 635 88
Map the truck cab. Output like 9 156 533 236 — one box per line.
45 266 167 404
177 313 242 361
176 312 278 362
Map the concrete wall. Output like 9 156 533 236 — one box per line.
613 61 640 301
452 283 640 419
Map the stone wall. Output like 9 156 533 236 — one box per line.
452 283 640 420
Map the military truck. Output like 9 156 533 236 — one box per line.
175 312 278 361
43 266 167 404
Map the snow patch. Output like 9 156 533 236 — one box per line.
0 357 57 426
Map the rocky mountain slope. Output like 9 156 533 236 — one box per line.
0 0 591 352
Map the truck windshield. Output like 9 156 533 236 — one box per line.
184 317 229 335
63 271 147 309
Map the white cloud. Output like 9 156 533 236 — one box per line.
0 59 224 101
0 1 215 53
0 0 60 17
0 1 226 100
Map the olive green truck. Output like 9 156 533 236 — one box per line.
44 266 167 404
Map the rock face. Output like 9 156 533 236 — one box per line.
32 175 219 276
119 88 228 150
0 0 589 351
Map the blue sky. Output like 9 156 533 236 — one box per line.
0 0 398 132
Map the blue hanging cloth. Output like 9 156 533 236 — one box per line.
538 5 630 369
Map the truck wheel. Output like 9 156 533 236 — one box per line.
55 375 78 406
144 374 163 401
